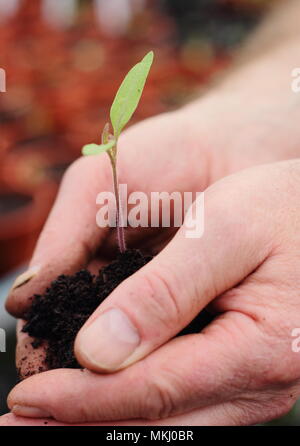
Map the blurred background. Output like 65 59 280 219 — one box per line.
0 0 299 424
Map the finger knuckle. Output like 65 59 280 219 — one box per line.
138 269 182 331
140 377 177 420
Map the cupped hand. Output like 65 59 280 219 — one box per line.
3 159 300 426
6 87 300 320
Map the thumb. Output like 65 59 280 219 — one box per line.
75 168 274 373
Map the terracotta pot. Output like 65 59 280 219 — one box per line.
0 185 56 275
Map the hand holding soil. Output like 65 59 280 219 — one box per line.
3 5 300 423
3 158 300 426
6 82 300 378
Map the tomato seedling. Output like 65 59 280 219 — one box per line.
82 51 154 252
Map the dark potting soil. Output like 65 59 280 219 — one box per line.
22 249 213 372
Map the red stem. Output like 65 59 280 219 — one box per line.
111 161 126 253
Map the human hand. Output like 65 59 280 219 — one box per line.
4 0 300 425
3 159 300 426
5 85 299 379
7 82 300 321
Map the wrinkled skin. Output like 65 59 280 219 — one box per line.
2 87 300 425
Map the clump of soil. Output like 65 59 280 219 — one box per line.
22 249 213 372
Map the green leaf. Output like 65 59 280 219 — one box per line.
82 140 115 156
110 51 154 139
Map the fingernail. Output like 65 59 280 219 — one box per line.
12 405 51 418
77 308 140 371
11 266 40 290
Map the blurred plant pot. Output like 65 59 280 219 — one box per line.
0 109 25 164
0 185 56 275
1 135 75 194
